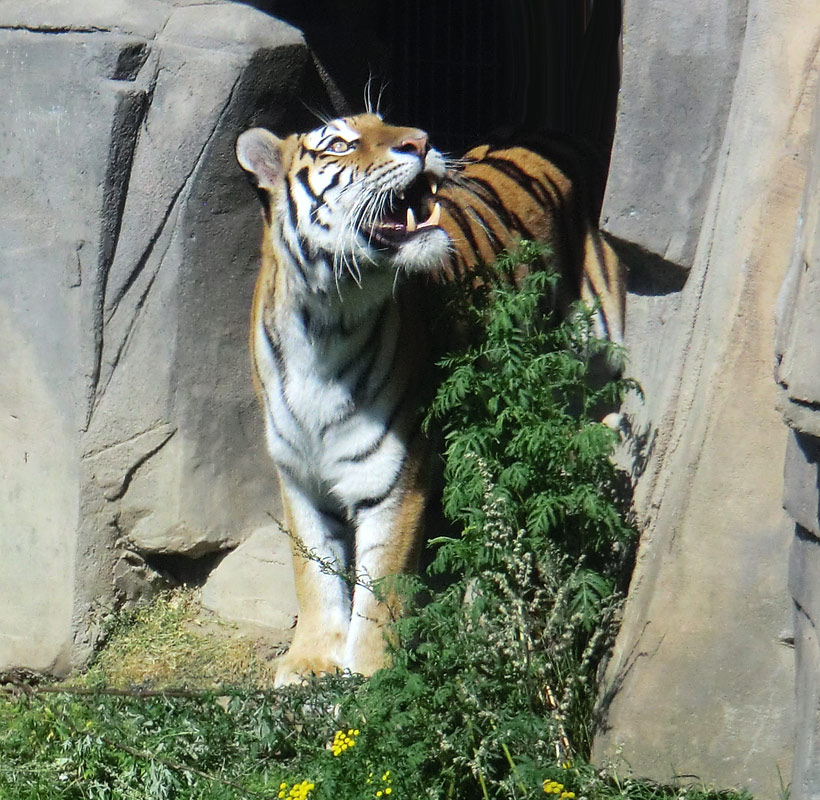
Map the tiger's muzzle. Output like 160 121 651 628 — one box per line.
362 164 443 251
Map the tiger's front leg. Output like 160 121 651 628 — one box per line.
343 446 429 676
275 474 352 687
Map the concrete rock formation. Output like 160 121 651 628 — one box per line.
775 62 820 800
593 0 820 797
0 0 336 674
200 525 297 633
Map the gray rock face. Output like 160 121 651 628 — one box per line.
0 0 337 673
775 63 820 800
601 0 748 268
790 521 820 800
776 78 820 441
200 525 297 633
593 0 820 795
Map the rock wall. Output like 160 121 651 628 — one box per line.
594 0 820 796
775 65 820 800
0 0 327 674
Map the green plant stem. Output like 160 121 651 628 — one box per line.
1 680 217 700
501 741 528 796
47 696 276 800
476 765 490 800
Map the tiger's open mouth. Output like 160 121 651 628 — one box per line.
363 173 441 249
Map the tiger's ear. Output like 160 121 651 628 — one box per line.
236 128 285 191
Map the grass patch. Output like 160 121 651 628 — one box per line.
73 589 279 691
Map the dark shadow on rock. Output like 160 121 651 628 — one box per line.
593 623 664 737
605 234 691 296
230 0 388 119
228 45 343 135
794 432 820 535
143 550 231 589
620 411 656 484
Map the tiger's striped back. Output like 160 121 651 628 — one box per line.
436 138 625 346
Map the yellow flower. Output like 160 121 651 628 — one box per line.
330 727 360 756
543 780 565 795
277 779 315 800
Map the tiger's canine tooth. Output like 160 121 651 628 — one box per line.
406 207 417 232
417 202 442 230
430 180 438 194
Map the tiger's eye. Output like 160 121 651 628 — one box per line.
329 139 354 153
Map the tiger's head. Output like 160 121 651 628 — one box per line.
236 114 449 294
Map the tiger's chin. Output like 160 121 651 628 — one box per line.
388 226 451 274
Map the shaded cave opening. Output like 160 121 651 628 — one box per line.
239 0 622 175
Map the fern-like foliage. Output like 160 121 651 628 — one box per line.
425 240 635 576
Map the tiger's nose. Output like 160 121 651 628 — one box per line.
395 132 429 158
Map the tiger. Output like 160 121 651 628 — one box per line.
235 113 624 686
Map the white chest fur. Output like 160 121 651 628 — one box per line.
254 288 413 513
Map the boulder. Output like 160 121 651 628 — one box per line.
601 0 748 269
0 0 336 674
593 0 820 794
789 520 820 800
200 525 297 633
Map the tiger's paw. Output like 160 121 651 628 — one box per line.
273 650 344 687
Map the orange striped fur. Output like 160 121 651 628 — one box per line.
436 140 625 345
